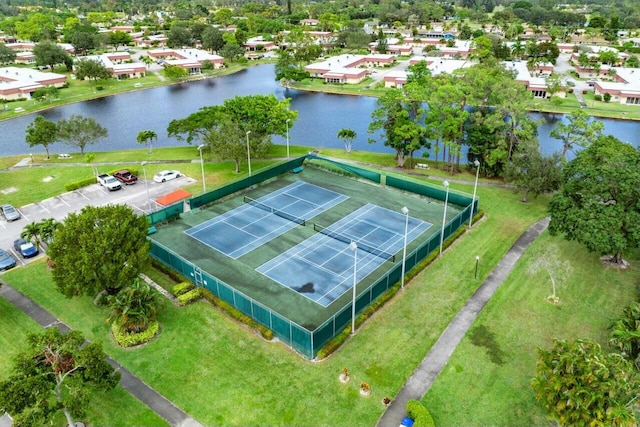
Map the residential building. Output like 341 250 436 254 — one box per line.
0 67 67 100
594 67 640 105
147 48 224 73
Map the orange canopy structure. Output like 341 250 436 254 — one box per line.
155 189 192 207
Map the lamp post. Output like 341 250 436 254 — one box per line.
141 161 151 212
246 130 252 176
475 256 480 279
439 180 450 255
197 144 206 194
286 119 291 159
349 241 358 335
469 159 480 228
401 206 409 290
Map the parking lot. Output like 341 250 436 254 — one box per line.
0 174 196 271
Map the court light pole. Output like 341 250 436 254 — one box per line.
141 161 151 212
469 159 480 228
350 241 358 335
286 119 291 159
400 206 409 290
439 180 450 255
246 130 252 177
197 144 206 194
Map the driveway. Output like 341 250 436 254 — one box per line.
0 174 195 272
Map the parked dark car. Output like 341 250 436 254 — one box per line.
1 204 20 221
0 248 16 271
13 238 38 258
113 169 138 185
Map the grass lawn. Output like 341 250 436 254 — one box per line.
2 172 553 426
0 291 168 427
423 232 639 426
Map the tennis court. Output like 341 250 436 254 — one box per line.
185 181 348 259
257 204 432 307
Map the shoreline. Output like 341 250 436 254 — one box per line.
1 62 638 125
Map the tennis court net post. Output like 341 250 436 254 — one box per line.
243 196 306 226
313 223 395 262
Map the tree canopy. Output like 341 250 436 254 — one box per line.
167 95 297 173
33 40 72 70
0 328 120 427
75 58 112 84
56 114 108 154
548 135 640 264
532 338 639 427
550 110 604 160
48 204 150 297
25 116 57 159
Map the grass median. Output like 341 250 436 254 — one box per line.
0 294 169 427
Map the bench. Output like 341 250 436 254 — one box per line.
58 154 72 159
292 166 303 174
416 163 429 170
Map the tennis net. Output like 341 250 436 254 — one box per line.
313 223 395 262
244 196 306 226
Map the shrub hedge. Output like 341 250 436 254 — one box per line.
406 400 435 427
112 321 159 347
63 168 141 192
177 288 203 306
201 288 274 340
316 211 483 359
172 281 195 296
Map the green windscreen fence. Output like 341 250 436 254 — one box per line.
148 156 477 359
305 155 382 183
189 156 307 209
148 203 184 226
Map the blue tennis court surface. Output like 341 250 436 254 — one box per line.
185 182 348 259
257 204 432 307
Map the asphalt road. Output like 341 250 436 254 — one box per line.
0 170 196 272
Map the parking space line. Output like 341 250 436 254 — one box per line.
9 249 26 266
38 202 51 214
56 196 71 208
78 191 91 201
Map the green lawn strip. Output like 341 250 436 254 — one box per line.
422 232 639 426
0 285 169 427
2 181 549 426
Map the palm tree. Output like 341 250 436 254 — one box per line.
140 55 154 69
337 128 357 154
20 222 42 249
107 278 165 333
38 218 60 246
609 302 640 361
136 130 157 154
511 40 524 59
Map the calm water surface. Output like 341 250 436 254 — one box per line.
0 64 638 158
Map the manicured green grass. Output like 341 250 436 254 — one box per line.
423 232 639 426
2 177 551 426
0 287 168 427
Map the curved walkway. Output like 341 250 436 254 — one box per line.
0 282 202 427
376 216 550 427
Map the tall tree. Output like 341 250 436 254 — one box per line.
532 338 639 427
75 58 113 85
25 116 57 159
56 114 108 154
136 130 157 154
109 31 133 50
33 41 71 70
168 95 297 173
550 110 604 160
201 26 224 53
47 204 150 297
503 139 562 203
0 43 17 64
548 135 640 265
0 329 120 427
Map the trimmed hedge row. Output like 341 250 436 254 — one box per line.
177 288 202 306
112 321 159 347
316 211 483 359
201 288 274 340
406 400 435 427
172 281 195 296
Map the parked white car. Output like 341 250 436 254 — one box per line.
153 170 181 183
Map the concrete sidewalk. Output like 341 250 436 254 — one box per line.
376 217 550 427
0 283 202 427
